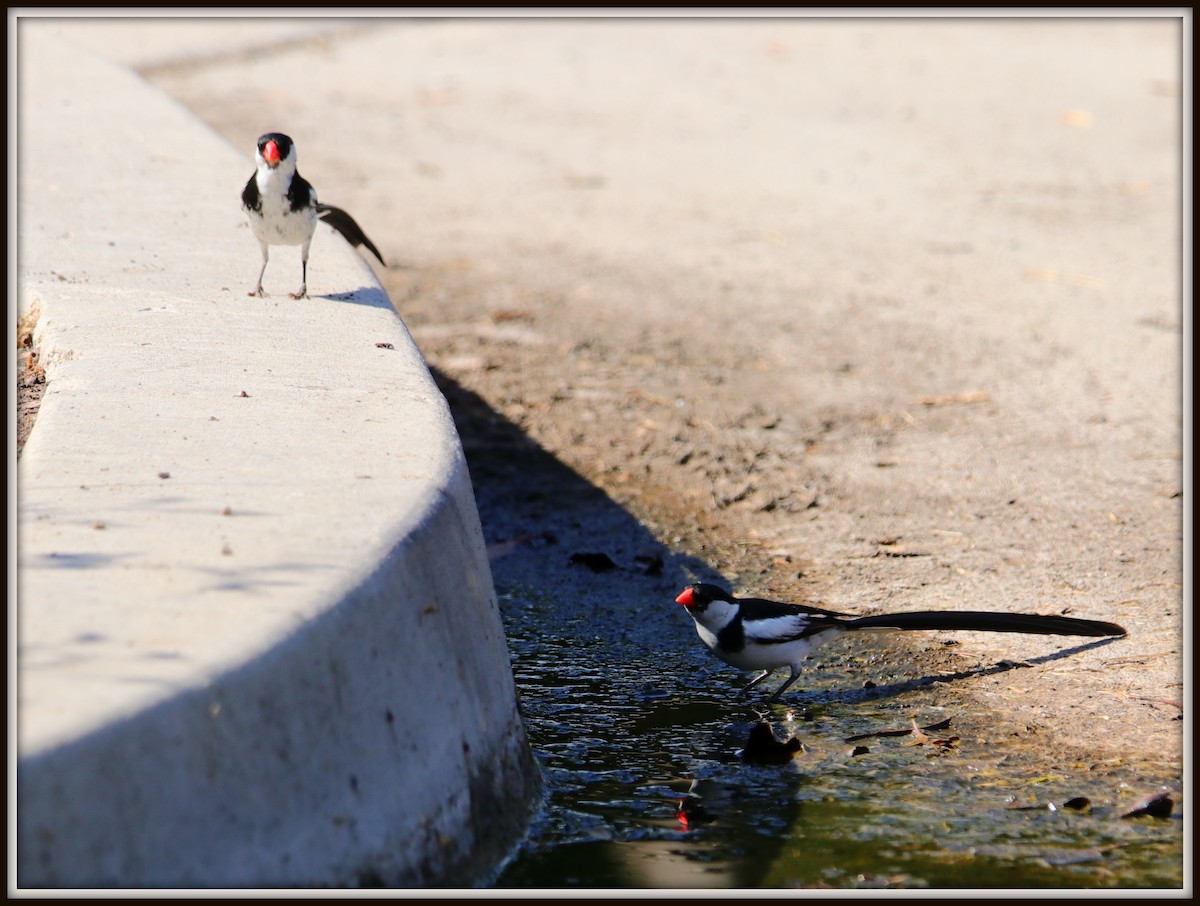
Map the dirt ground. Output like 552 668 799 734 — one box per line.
16 306 45 457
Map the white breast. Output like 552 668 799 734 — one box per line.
247 170 317 247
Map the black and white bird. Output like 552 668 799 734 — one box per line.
675 583 1127 702
241 132 385 299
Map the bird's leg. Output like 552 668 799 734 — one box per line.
765 667 802 703
743 670 774 691
290 239 311 299
249 245 268 297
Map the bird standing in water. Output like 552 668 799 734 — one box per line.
675 582 1127 701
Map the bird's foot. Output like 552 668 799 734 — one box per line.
289 287 308 300
248 287 266 298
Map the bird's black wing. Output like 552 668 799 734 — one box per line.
316 203 386 265
288 173 318 213
241 175 261 212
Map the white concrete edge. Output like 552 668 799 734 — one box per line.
14 20 540 888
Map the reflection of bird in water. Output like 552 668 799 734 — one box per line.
675 776 729 830
675 795 713 830
675 720 803 830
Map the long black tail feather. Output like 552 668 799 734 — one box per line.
316 203 386 265
846 610 1126 638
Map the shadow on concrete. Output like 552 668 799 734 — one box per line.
317 285 395 309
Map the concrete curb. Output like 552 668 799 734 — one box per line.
15 23 539 888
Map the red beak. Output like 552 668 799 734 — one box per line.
675 587 696 607
262 140 281 166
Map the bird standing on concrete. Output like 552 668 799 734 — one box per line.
675 583 1127 702
241 132 385 299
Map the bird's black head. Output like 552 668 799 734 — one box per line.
256 133 294 168
675 583 735 611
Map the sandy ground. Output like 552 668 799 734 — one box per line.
40 16 1184 779
16 306 45 455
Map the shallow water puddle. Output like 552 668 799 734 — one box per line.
493 591 1183 890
